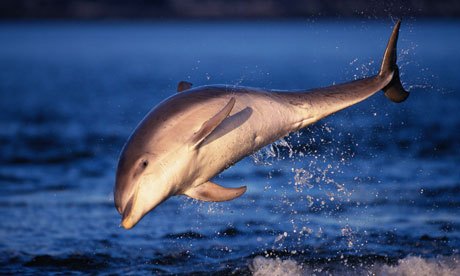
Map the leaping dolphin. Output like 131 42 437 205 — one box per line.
115 20 409 229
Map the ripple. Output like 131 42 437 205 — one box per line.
24 253 113 271
218 227 243 237
164 231 207 240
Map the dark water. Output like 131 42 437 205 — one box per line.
0 19 459 275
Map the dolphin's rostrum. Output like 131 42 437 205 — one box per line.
115 20 409 229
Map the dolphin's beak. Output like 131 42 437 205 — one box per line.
119 183 165 229
115 170 143 229
121 196 136 229
121 215 136 229
117 173 172 229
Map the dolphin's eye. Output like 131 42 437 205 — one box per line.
141 160 148 168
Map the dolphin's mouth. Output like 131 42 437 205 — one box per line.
121 195 136 229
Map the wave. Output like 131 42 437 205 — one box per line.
249 255 460 276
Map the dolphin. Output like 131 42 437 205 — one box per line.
115 20 409 229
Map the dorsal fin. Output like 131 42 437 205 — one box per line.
184 181 246 202
177 81 193 92
188 97 236 150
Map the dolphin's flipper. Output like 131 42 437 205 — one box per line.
177 81 193 92
184 181 247 202
189 97 236 150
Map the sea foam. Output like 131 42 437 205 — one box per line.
249 255 460 276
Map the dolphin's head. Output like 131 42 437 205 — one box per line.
114 149 173 229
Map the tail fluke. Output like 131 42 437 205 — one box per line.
273 19 411 126
379 19 409 103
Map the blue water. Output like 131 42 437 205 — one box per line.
0 19 459 275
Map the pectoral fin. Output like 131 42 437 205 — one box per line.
184 181 247 202
177 81 193 92
189 97 236 150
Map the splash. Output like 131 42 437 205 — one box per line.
250 125 355 249
378 256 460 276
249 255 460 276
249 256 303 276
292 168 314 192
349 57 376 80
251 137 294 166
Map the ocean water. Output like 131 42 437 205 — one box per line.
0 19 459 275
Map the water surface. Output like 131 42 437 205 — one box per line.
0 19 459 275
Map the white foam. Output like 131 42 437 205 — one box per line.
378 255 460 276
249 256 304 276
249 255 460 276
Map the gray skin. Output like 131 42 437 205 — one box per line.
115 20 409 229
